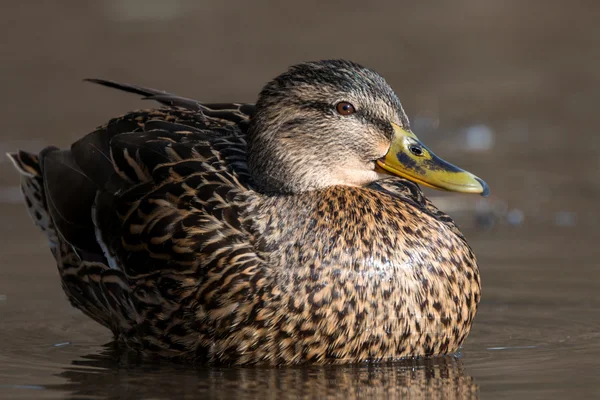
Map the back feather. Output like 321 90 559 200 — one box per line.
9 81 259 351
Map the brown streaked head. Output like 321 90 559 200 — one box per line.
247 59 488 196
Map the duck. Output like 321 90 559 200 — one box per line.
8 60 488 365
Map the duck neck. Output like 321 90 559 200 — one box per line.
246 117 331 194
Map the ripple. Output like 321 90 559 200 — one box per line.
42 347 479 400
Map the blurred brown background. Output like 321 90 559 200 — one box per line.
1 1 598 211
1 1 599 399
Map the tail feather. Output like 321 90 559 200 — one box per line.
7 150 42 177
7 150 58 252
84 78 256 120
84 78 203 110
8 150 134 336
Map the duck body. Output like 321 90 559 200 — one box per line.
9 60 482 365
243 184 479 364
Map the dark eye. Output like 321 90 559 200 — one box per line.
335 101 356 116
409 145 424 156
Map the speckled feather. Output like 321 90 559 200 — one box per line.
8 60 480 365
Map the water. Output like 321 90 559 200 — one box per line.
1 1 599 399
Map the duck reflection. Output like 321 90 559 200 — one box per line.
47 345 478 399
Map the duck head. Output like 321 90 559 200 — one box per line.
247 60 488 196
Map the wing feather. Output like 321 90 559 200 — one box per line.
14 80 264 353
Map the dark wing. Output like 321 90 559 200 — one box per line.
36 83 265 346
93 118 265 352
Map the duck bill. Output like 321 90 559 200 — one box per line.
376 123 490 196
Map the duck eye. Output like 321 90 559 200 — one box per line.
335 102 356 116
409 145 424 157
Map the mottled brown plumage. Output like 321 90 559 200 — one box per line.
8 60 481 365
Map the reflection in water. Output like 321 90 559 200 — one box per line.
48 345 477 399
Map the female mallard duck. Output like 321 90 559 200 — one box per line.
9 60 488 365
